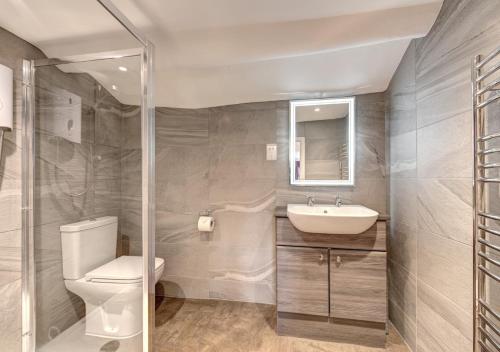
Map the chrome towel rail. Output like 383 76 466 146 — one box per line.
478 224 500 237
473 45 500 352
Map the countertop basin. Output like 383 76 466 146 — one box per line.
287 204 379 235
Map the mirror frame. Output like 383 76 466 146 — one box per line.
289 97 355 186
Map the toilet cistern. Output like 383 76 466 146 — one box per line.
60 216 165 339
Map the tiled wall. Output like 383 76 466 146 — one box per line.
0 27 45 352
34 67 124 346
120 104 142 255
386 0 500 351
0 26 126 350
153 93 386 303
0 23 387 350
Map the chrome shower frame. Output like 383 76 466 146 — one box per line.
21 1 156 351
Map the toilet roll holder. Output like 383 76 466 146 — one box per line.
199 209 212 216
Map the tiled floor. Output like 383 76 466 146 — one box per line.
37 297 410 352
154 298 410 352
37 319 141 352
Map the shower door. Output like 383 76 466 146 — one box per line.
21 4 155 350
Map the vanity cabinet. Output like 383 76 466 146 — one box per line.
330 249 387 322
275 215 388 347
277 246 329 316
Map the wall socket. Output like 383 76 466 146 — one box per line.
266 144 277 161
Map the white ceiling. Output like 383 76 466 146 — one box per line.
0 0 443 108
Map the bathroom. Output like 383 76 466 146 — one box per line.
0 0 499 351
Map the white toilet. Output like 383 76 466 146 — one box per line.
60 216 164 339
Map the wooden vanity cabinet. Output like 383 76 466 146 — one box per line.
277 247 329 316
276 216 388 347
330 249 387 322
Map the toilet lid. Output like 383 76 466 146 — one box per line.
85 256 164 283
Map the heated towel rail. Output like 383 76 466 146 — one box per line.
473 45 500 352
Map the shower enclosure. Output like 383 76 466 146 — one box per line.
21 1 155 351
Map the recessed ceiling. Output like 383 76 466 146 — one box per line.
0 0 443 108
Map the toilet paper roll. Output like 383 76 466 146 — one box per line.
198 216 215 232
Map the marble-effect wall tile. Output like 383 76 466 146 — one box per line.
13 50 128 348
386 1 500 350
155 96 387 304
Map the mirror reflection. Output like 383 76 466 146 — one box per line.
290 98 355 186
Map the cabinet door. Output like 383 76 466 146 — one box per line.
277 246 329 316
330 250 387 322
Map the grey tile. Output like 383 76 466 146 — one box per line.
356 93 386 140
209 178 275 206
120 208 142 241
95 103 122 147
157 276 209 299
388 259 416 323
0 128 22 180
0 245 21 274
34 222 61 252
94 144 121 180
0 27 45 79
208 278 275 305
417 230 473 313
35 262 84 346
388 41 415 107
121 105 141 150
416 112 472 178
388 300 416 352
417 178 473 245
210 209 275 248
416 280 473 352
156 145 209 213
209 107 276 146
0 279 22 352
120 148 142 201
390 130 416 178
356 134 386 179
94 179 121 213
388 221 417 275
156 242 209 280
209 144 276 181
156 210 204 244
415 0 500 82
350 178 387 214
390 178 417 230
208 245 275 284
0 179 21 233
156 107 209 147
0 229 21 249
34 164 93 226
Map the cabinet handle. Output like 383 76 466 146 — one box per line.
319 254 325 262
336 256 341 264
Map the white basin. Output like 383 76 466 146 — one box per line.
287 204 379 235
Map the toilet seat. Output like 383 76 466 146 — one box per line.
85 256 164 284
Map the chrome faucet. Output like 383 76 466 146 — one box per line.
306 195 315 207
335 194 343 207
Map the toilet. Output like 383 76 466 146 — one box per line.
60 216 164 339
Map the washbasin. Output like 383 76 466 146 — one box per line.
287 204 379 235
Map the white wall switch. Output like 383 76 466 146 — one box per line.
266 144 277 161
